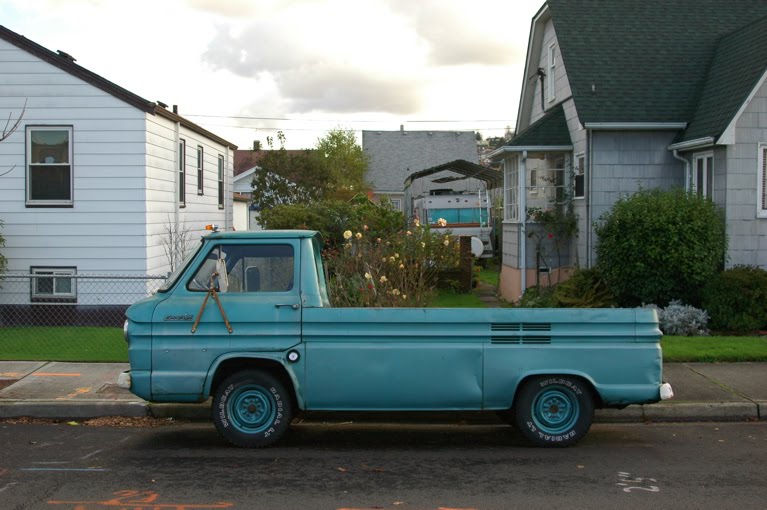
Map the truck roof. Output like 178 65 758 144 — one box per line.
203 229 319 240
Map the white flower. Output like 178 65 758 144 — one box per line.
392 289 401 296
343 230 352 240
364 272 372 280
355 232 363 239
437 218 448 227
443 240 450 246
379 275 388 283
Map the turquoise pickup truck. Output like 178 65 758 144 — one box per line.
120 230 672 448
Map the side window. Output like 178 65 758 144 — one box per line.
188 244 295 293
31 266 77 302
26 126 73 206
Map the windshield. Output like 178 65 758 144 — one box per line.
157 241 203 293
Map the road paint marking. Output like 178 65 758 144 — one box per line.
56 387 92 400
80 450 102 461
21 468 110 472
617 471 660 493
33 373 81 377
0 482 18 493
48 490 234 508
0 372 22 377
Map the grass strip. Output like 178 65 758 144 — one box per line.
0 327 128 362
662 335 767 362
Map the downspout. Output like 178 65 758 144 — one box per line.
672 149 690 190
587 129 593 267
520 150 528 296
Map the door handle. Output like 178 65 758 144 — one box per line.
275 303 300 310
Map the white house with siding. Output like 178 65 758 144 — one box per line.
0 25 236 312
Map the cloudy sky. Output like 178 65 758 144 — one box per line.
1 0 543 149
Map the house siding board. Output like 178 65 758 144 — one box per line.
725 79 767 268
363 130 479 195
588 131 683 263
0 38 150 277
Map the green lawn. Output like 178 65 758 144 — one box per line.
431 291 487 308
662 335 767 362
0 327 127 362
2 326 765 364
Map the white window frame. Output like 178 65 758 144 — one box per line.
547 43 557 103
574 152 585 199
758 143 767 218
179 139 186 207
390 198 402 211
217 154 225 209
504 157 519 221
197 145 204 195
31 267 77 302
692 151 714 199
26 126 74 206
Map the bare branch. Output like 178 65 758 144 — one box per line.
1 99 26 142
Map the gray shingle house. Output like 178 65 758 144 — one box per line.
491 0 767 301
362 128 479 212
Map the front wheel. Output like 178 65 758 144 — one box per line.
513 375 594 447
212 370 293 448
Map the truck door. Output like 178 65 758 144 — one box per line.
151 240 301 398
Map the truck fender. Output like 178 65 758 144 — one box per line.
509 370 601 409
203 348 305 410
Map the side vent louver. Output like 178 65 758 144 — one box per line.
491 323 552 344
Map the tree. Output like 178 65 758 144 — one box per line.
251 129 369 211
313 128 369 200
250 132 327 210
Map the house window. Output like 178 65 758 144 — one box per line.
692 152 714 199
218 155 225 209
31 267 76 302
547 43 556 103
504 157 519 221
197 146 204 195
574 153 585 199
758 144 767 218
179 139 186 207
26 126 73 206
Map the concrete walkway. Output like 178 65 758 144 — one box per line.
0 360 764 423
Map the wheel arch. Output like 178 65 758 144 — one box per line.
205 354 303 410
511 371 603 410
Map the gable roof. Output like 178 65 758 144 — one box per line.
681 14 767 143
507 103 571 147
0 24 237 150
404 159 502 188
544 0 767 141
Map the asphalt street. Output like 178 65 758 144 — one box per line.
0 420 765 510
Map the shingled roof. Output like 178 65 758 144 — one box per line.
507 103 571 147
545 0 767 143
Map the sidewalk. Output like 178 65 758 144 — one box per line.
0 361 764 423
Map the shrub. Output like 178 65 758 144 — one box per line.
594 188 726 307
702 266 767 333
646 300 709 336
552 268 616 308
517 285 557 308
258 197 403 249
325 223 460 307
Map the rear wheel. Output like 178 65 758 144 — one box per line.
513 375 594 447
212 370 293 448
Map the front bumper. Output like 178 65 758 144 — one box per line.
117 370 131 390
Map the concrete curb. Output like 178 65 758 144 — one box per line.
0 400 763 423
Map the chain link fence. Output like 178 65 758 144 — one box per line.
0 273 166 362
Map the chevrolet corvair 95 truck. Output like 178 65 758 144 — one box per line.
120 230 673 448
